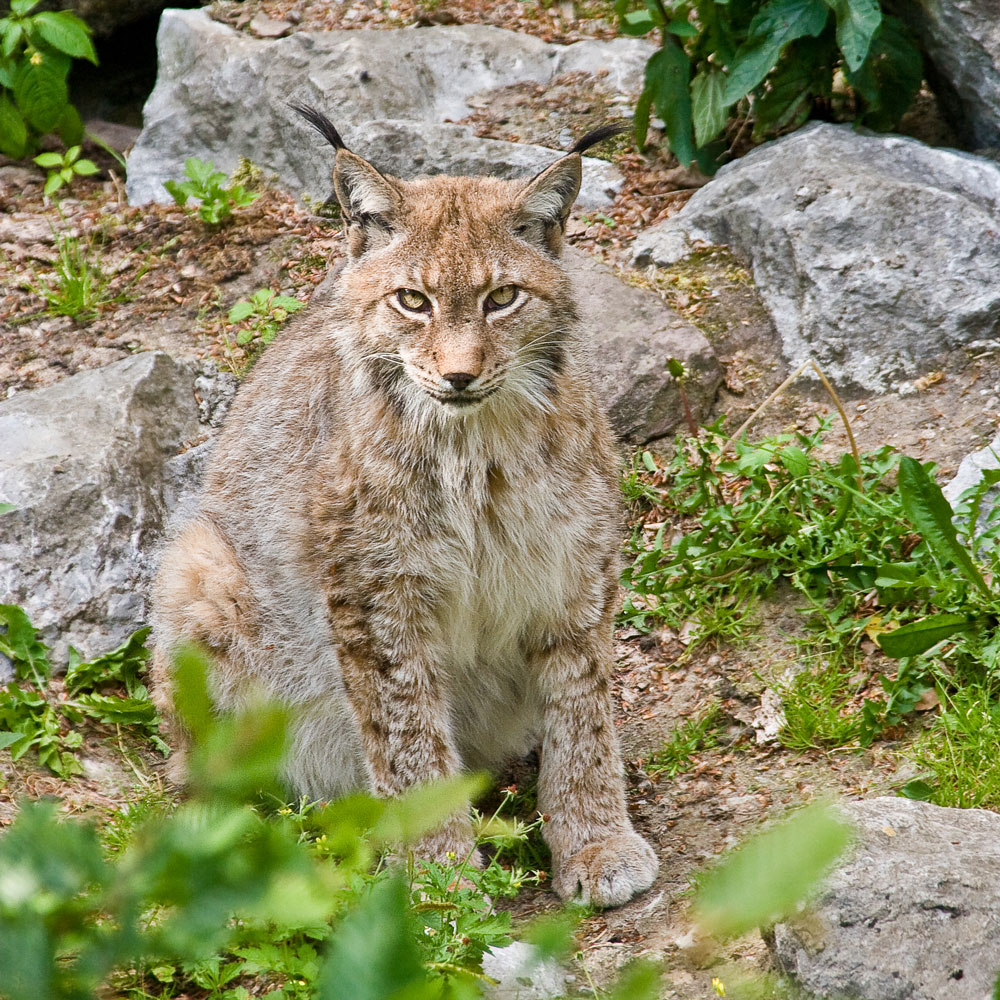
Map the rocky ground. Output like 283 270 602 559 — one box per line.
4 2 1000 998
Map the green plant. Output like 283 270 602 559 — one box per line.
228 288 305 348
0 0 97 159
646 703 721 777
0 646 663 1000
621 417 908 649
164 157 261 225
0 605 164 777
778 645 865 750
33 143 98 196
615 0 922 172
25 231 110 319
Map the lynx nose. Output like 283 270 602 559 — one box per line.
442 372 476 391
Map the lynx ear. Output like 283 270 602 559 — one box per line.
514 155 582 255
290 101 401 256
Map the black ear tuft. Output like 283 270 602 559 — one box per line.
571 123 627 155
289 101 348 151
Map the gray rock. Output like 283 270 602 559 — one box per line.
631 123 1000 392
337 121 622 209
126 9 647 207
771 797 1000 1000
566 250 720 443
0 353 213 661
893 0 1000 149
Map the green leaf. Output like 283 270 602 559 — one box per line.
43 171 62 195
691 66 728 147
724 0 830 103
65 626 151 695
162 178 190 206
72 157 98 175
876 614 980 658
0 503 15 515
899 778 934 801
665 17 698 37
827 0 881 71
694 802 851 938
0 730 21 751
228 186 259 208
751 33 833 137
374 772 489 847
32 150 62 167
0 92 27 158
0 605 51 682
845 16 922 130
897 456 991 598
184 156 226 189
10 0 39 15
605 961 662 1000
235 329 254 345
228 301 254 322
32 10 97 63
1 22 23 58
319 878 429 1000
621 9 656 35
272 296 304 312
643 38 695 167
12 50 68 133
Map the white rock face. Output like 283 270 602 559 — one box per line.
632 123 1000 392
126 10 653 208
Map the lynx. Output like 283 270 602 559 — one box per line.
150 105 658 907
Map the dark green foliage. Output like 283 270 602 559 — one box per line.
615 0 922 171
0 0 96 158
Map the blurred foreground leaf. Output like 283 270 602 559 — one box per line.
694 802 852 939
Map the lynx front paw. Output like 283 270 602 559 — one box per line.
553 832 658 908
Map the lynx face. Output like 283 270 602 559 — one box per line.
327 147 583 420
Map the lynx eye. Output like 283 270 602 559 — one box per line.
396 288 430 313
485 285 518 312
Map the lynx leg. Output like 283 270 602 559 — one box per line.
150 518 262 774
533 617 658 908
326 578 479 864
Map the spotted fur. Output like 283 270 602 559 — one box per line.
151 112 657 907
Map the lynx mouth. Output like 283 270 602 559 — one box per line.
430 386 500 408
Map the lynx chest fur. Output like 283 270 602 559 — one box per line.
151 107 658 908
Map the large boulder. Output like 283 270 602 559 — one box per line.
566 250 720 443
771 797 1000 1000
892 0 1000 149
0 353 223 662
126 9 651 208
631 123 1000 393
